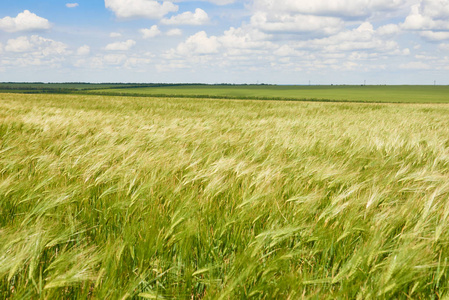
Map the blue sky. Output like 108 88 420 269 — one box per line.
0 0 448 84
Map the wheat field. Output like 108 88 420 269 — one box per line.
2 93 449 298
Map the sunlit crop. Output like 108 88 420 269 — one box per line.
2 93 449 298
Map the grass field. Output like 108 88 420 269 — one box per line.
0 83 123 91
2 93 449 298
94 85 449 103
3 83 449 103
0 83 172 94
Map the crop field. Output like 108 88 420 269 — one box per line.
2 93 449 298
3 83 449 103
94 85 449 103
0 83 124 91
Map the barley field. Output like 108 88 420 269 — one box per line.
2 93 449 298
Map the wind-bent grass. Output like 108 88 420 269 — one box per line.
2 93 449 298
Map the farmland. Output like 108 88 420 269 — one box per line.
93 84 449 103
2 83 449 103
2 92 449 298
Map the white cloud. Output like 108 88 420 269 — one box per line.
175 31 220 55
402 0 449 41
166 28 182 36
105 39 136 50
0 10 51 33
377 24 401 36
66 3 79 8
105 0 178 19
5 35 69 56
250 11 344 35
140 25 161 38
419 31 449 41
77 45 90 55
402 1 449 31
166 26 275 60
5 36 33 52
173 0 235 4
219 27 274 50
274 45 301 56
110 32 122 38
293 22 401 53
161 8 210 26
124 56 152 68
251 0 411 18
206 0 235 4
253 0 407 17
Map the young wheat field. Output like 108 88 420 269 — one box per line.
2 93 449 298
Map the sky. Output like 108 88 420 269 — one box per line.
0 0 448 84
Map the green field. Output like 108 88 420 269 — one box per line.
3 83 449 103
0 83 123 91
94 85 449 103
0 83 172 93
2 93 449 298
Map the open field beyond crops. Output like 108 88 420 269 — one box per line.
2 93 449 298
94 85 449 103
0 83 124 91
2 83 449 103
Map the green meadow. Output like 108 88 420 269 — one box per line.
2 83 449 103
94 85 449 103
2 92 449 298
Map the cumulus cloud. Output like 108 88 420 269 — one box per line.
5 36 34 52
77 45 90 55
166 28 182 36
161 8 210 25
204 0 235 4
250 11 344 35
66 3 79 8
5 35 69 56
293 22 401 53
173 0 235 4
124 56 152 68
166 26 275 59
219 27 274 50
420 31 449 41
140 25 161 38
274 45 302 56
0 10 51 32
105 0 178 19
377 24 401 36
105 39 136 50
251 0 411 18
402 0 449 31
175 31 220 55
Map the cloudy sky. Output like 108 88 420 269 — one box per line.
0 0 448 84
